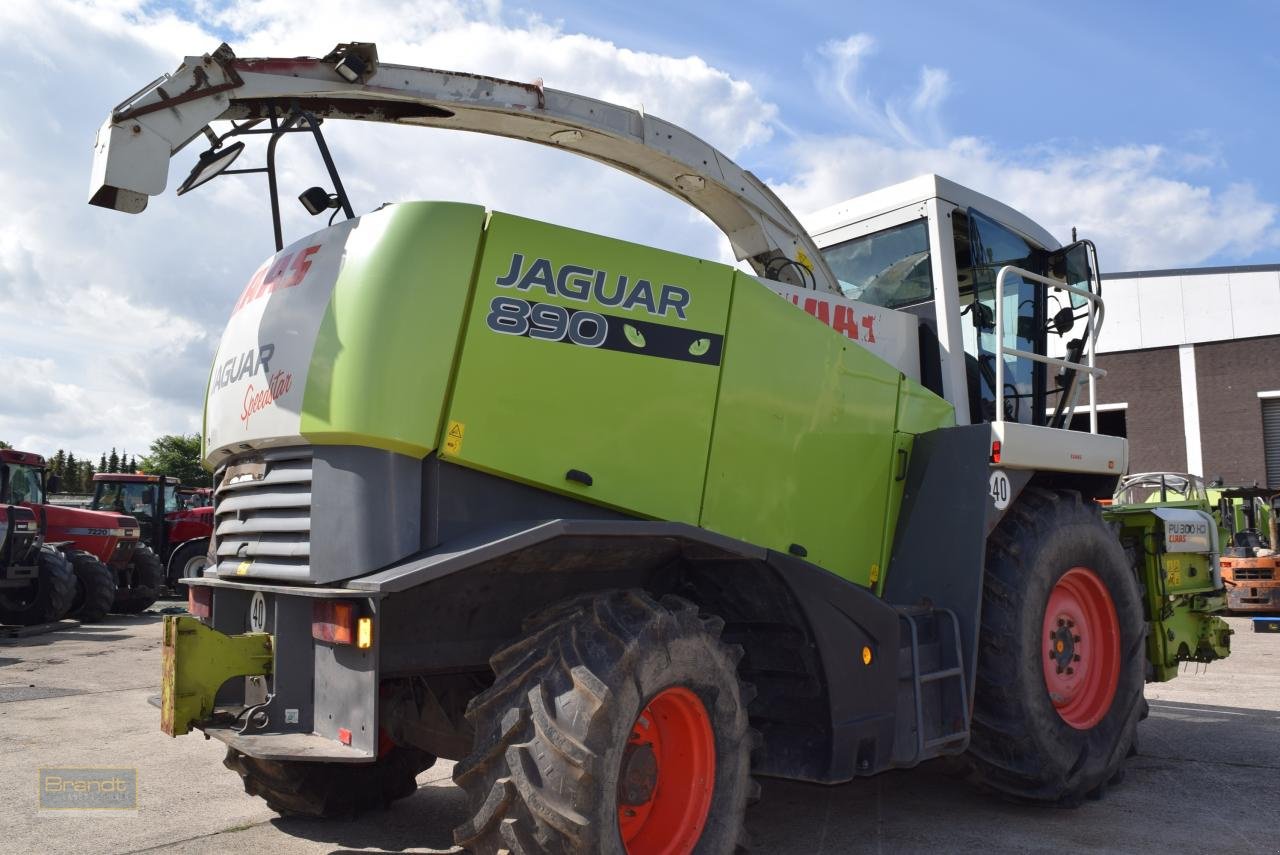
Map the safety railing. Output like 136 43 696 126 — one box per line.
994 262 1106 433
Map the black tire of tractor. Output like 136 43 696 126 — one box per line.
223 745 436 818
170 539 210 586
65 550 116 623
113 544 164 614
0 546 76 626
453 590 756 855
961 487 1146 806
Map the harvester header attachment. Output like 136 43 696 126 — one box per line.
89 42 837 292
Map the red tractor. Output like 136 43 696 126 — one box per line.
90 473 213 592
0 449 158 619
0 501 75 626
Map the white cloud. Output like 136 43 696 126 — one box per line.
777 36 1280 271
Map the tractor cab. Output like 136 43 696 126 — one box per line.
806 176 1108 447
0 449 50 507
91 473 213 587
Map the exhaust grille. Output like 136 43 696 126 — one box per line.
1233 567 1275 581
214 448 312 578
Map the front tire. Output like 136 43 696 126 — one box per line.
453 590 754 855
113 544 164 614
0 546 75 626
65 550 116 623
962 488 1145 805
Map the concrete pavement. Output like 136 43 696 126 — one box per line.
2 606 1276 854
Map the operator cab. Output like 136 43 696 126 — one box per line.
805 175 1101 433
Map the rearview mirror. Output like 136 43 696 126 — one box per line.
47 474 62 494
1052 306 1075 334
177 141 245 195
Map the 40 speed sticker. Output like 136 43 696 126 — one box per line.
485 296 723 365
989 470 1011 510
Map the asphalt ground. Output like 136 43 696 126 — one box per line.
1 605 1277 854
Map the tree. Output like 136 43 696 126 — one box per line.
127 455 137 474
99 453 107 472
64 453 80 493
139 434 208 486
108 448 120 474
0 440 10 449
51 449 67 478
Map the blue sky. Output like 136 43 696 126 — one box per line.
517 0 1280 263
1 0 1277 457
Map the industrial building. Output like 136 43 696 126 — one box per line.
1086 263 1280 486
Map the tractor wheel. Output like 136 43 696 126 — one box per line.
453 590 755 855
168 539 210 591
113 544 164 614
962 487 1146 805
224 744 435 818
65 550 116 624
0 546 76 626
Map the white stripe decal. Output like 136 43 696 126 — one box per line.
1179 344 1203 476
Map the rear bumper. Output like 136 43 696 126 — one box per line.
1227 584 1280 612
162 581 382 761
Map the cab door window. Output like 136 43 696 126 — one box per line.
955 209 1048 424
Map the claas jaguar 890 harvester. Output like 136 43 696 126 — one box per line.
90 43 1230 854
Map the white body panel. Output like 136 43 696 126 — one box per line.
204 220 357 462
762 280 920 380
1152 507 1218 554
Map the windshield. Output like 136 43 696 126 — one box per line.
3 463 45 505
92 482 159 518
819 219 934 309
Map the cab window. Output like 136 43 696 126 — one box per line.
820 219 934 309
954 209 1048 425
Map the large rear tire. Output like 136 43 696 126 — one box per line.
224 745 435 818
962 487 1145 805
0 546 75 626
65 550 116 624
453 590 755 855
113 544 164 614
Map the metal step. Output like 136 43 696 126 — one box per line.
892 607 970 766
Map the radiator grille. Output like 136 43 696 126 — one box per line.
1233 567 1275 581
214 448 312 578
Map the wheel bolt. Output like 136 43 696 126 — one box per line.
1073 654 1081 662
1073 635 1081 643
1056 666 1063 674
1058 619 1065 627
1067 620 1074 628
1066 667 1074 675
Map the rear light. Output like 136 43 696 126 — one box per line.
357 617 373 650
337 727 353 745
188 585 213 620
313 600 358 645
990 441 1002 464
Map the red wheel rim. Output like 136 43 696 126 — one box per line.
617 686 716 855
1042 566 1121 730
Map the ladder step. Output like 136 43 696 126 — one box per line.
919 667 963 683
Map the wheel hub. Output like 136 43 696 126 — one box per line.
618 742 658 805
1041 566 1121 730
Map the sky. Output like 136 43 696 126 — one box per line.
1 0 1278 460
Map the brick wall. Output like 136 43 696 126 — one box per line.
1094 347 1186 473
1194 336 1280 485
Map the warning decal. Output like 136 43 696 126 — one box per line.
444 421 465 456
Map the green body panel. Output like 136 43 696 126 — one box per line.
300 202 487 457
443 213 734 523
701 273 903 586
1104 501 1232 681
